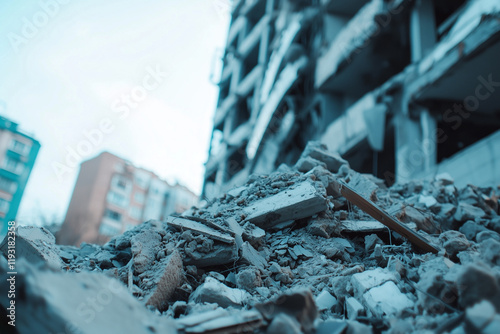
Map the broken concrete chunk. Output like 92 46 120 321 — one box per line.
300 141 348 173
256 289 318 334
459 221 488 241
362 281 413 317
293 244 313 258
226 217 243 249
189 277 251 308
0 260 175 334
454 203 485 223
397 205 440 234
316 319 348 334
240 242 267 270
315 290 337 311
418 195 437 208
131 230 161 274
347 172 379 201
184 242 237 267
267 313 302 334
340 220 386 233
294 156 327 173
166 216 234 244
243 179 328 230
186 310 263 334
466 300 496 332
345 297 365 320
364 234 384 252
236 267 262 292
457 263 500 310
176 309 229 328
351 268 397 297
242 222 266 246
145 250 183 311
0 226 62 268
439 230 470 258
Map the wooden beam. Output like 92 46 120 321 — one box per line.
330 180 439 253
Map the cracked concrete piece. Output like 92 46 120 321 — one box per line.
189 277 251 308
346 297 364 320
243 179 328 230
316 290 337 311
0 226 62 268
351 268 397 297
145 250 184 311
131 230 161 274
240 241 267 270
0 259 175 334
362 281 413 317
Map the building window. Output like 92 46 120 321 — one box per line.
134 192 145 204
129 206 142 221
104 209 122 221
0 198 10 213
3 157 23 174
0 177 16 193
99 222 121 236
107 191 128 207
135 176 148 189
9 139 29 155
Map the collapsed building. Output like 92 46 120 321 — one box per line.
2 1 500 333
1 144 500 333
203 0 500 199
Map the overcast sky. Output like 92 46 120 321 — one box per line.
0 0 230 225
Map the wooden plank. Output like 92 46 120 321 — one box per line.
165 216 235 244
330 180 439 253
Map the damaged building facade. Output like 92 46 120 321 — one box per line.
203 0 500 199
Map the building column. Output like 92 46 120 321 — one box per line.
395 107 437 183
395 0 437 183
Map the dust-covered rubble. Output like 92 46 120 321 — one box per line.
2 142 500 333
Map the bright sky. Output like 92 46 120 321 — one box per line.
0 0 230 225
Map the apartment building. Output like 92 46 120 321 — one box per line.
0 116 40 237
203 0 500 198
58 152 198 246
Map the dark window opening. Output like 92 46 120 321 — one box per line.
226 144 247 180
241 42 260 79
232 90 253 131
104 209 122 221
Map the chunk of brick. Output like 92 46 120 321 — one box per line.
145 250 184 311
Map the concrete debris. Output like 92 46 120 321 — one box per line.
362 281 414 317
189 277 251 308
145 250 184 311
2 146 500 333
346 297 365 320
243 178 328 229
315 289 338 311
0 226 62 268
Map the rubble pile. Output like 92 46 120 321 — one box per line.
2 142 500 333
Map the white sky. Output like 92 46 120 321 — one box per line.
0 0 230 225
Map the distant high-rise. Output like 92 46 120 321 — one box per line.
204 0 500 198
0 116 40 237
58 152 198 246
